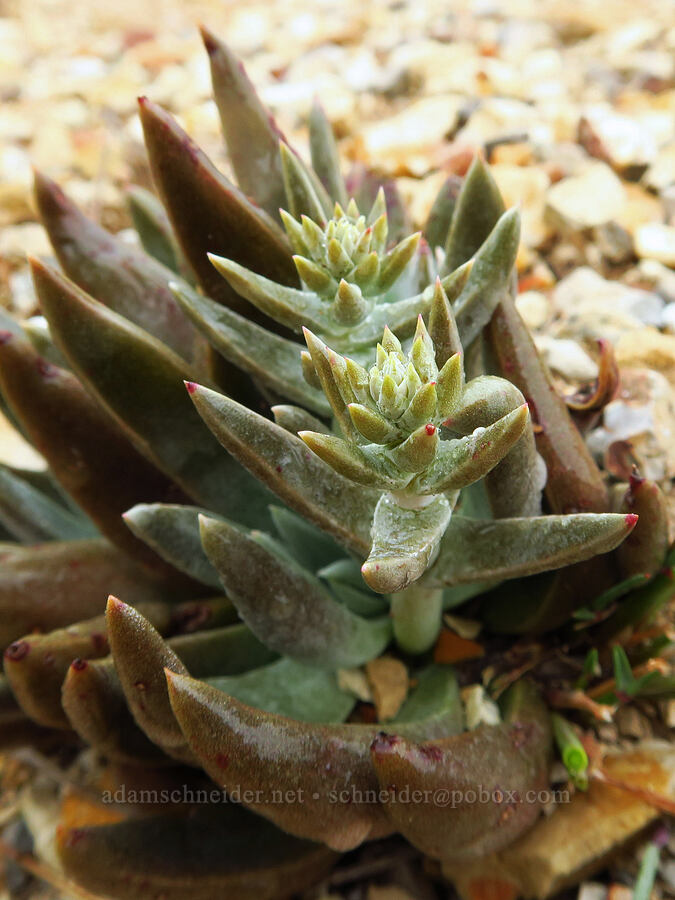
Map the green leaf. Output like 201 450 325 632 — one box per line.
280 142 331 223
208 255 334 335
392 665 463 735
362 494 453 594
123 503 223 589
0 463 96 543
269 505 346 572
414 405 529 494
138 97 298 313
309 99 348 206
444 374 543 518
187 383 378 555
32 259 275 530
34 171 195 359
452 208 521 348
442 155 505 274
126 184 190 278
200 515 391 668
208 658 355 723
424 513 637 588
172 281 330 415
271 404 331 436
201 26 289 221
424 175 462 250
0 326 194 576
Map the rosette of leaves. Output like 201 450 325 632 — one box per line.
0 25 671 900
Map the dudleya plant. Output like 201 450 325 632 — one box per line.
0 24 672 900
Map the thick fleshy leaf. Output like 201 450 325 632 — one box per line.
318 559 389 616
34 171 195 358
200 515 391 668
3 602 170 729
172 281 330 415
138 98 298 313
201 26 288 219
442 154 505 274
32 259 275 530
22 315 70 368
451 208 521 348
58 802 336 900
298 432 406 490
424 175 462 250
280 142 330 224
106 597 193 763
269 505 345 572
370 681 551 860
107 598 277 763
393 665 463 729
615 475 669 579
424 512 637 588
486 291 608 514
362 494 453 594
415 405 530 494
61 656 172 765
446 374 543 518
271 403 331 436
350 263 471 350
187 383 378 554
309 99 348 206
0 539 170 650
126 184 188 277
0 463 96 543
208 255 334 335
209 658 355 722
166 666 466 850
0 327 195 575
123 503 222 589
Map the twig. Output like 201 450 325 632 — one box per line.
0 837 107 900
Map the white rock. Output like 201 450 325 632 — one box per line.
515 291 550 330
545 162 625 230
636 258 675 303
553 266 664 327
580 106 658 169
587 367 675 481
635 223 675 268
534 336 598 381
643 143 675 191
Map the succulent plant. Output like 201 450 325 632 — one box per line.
0 25 672 900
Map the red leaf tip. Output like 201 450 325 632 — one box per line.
185 381 198 394
0 331 14 345
625 513 639 528
4 640 29 662
425 423 436 436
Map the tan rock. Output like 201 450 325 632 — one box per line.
546 162 625 231
365 657 409 721
443 743 675 900
491 164 552 248
616 329 675 388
